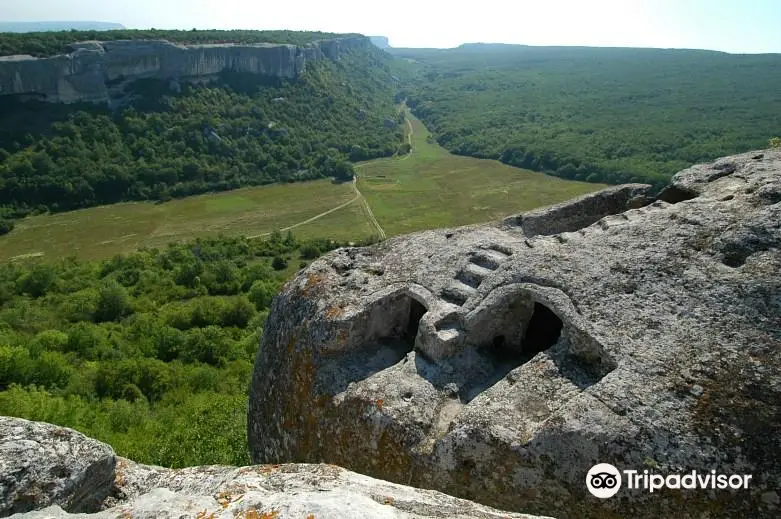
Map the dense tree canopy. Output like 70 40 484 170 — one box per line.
0 43 401 228
0 232 375 467
0 29 362 57
392 44 781 189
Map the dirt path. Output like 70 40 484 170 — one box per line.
399 117 414 162
248 111 412 241
247 195 360 239
351 174 386 240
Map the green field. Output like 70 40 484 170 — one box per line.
357 113 606 236
0 180 374 262
0 114 604 262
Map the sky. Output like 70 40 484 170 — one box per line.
1 0 780 53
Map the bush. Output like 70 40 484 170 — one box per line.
29 330 70 355
94 281 133 322
18 264 56 298
771 137 781 149
0 219 13 236
222 297 256 328
248 280 279 311
271 256 287 271
299 244 321 260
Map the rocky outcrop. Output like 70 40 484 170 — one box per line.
0 37 369 105
502 183 652 237
248 149 781 518
0 418 115 516
0 418 547 519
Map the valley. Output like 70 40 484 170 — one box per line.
0 25 779 518
0 111 603 261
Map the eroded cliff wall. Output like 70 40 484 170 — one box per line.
0 36 369 104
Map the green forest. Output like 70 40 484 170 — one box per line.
0 232 371 467
0 29 360 57
393 44 781 189
0 40 403 233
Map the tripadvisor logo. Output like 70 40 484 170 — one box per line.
587 463 622 498
586 463 753 499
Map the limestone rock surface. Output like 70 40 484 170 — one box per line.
0 417 116 516
1 418 545 519
248 149 781 518
0 37 368 105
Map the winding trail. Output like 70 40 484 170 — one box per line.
351 174 386 240
247 195 360 239
399 117 414 161
250 110 413 241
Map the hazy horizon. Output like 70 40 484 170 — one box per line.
1 0 780 54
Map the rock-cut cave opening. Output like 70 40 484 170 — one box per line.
522 302 564 357
405 298 428 347
484 301 563 366
316 293 429 395
460 300 565 403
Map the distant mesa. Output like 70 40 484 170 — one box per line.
0 21 125 32
370 36 391 49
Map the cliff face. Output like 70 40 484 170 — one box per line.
0 37 369 105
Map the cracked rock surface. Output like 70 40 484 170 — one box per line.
249 149 781 518
2 417 544 519
0 418 116 516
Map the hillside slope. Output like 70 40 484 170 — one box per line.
393 44 781 188
0 32 402 231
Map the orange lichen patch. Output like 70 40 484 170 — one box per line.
119 511 133 519
196 511 216 519
286 334 298 355
235 511 271 519
324 304 345 319
306 515 316 519
302 273 327 297
217 490 244 509
114 459 127 487
376 399 384 410
258 464 281 475
286 347 321 458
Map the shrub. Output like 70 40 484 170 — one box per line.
248 280 278 310
299 244 321 260
18 264 56 298
271 256 287 271
29 330 70 355
0 219 13 236
94 281 133 322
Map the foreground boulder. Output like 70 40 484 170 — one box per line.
249 149 781 517
0 417 116 516
1 418 544 518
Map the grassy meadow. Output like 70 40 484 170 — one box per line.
357 113 606 236
0 113 604 262
0 180 373 262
